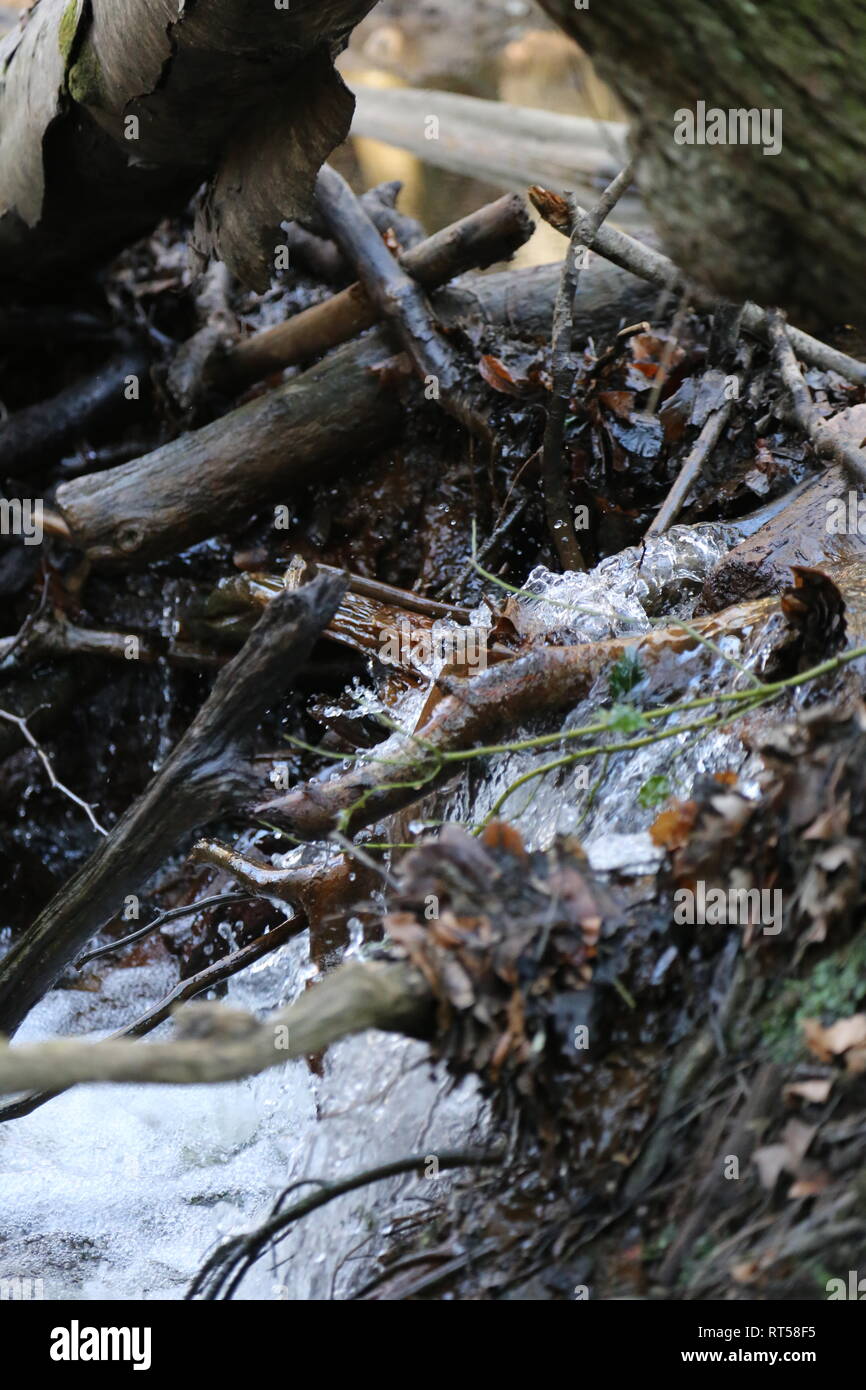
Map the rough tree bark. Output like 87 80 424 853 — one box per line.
0 0 377 290
540 1 866 328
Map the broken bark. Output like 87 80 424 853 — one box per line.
0 572 345 1038
0 0 378 291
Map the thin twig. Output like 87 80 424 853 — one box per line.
541 160 636 571
75 892 262 968
529 186 866 392
767 311 866 481
187 1150 499 1300
0 706 106 835
645 399 734 539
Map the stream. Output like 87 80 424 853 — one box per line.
0 531 778 1299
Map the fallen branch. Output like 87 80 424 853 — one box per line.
250 577 866 841
767 311 866 482
351 85 636 218
0 914 302 1124
645 335 755 540
0 957 429 1091
221 193 534 390
187 1149 495 1300
75 891 262 968
55 333 410 567
0 344 151 477
313 164 491 442
529 187 866 392
54 259 656 568
0 572 346 1038
645 399 735 540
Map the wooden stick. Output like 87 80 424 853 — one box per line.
0 959 429 1092
541 161 636 571
767 312 866 482
313 164 492 443
0 914 303 1123
351 85 637 218
0 573 346 1038
55 334 409 567
530 187 866 390
222 193 534 389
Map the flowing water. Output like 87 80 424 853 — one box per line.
0 527 777 1299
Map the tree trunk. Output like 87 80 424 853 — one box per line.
539 1 866 329
0 0 377 291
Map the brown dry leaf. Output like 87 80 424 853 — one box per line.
783 1079 834 1106
478 354 528 396
788 1174 830 1199
598 390 636 419
803 1013 866 1062
650 800 698 849
753 1144 790 1190
481 821 528 860
753 1119 815 1191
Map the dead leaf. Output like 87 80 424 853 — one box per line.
783 1078 833 1105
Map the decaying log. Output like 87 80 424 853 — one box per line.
0 0 378 291
55 333 409 566
702 466 866 610
54 259 658 567
0 573 345 1038
351 84 637 221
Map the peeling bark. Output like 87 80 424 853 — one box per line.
0 0 378 290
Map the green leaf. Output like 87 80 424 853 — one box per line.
606 702 647 735
637 774 672 809
608 651 643 701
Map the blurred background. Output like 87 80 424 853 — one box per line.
339 0 622 264
0 0 624 269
